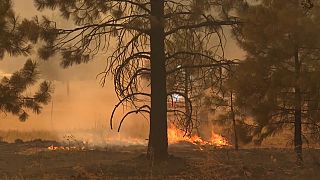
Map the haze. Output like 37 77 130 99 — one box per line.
0 0 243 138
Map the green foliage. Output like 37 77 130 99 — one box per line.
0 0 53 121
0 0 32 59
35 0 112 25
231 0 320 143
0 59 53 121
0 60 53 121
0 0 58 60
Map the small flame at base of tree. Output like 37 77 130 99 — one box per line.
168 125 229 147
47 125 229 151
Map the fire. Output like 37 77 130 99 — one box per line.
47 145 86 151
47 126 229 150
210 132 229 146
168 125 229 147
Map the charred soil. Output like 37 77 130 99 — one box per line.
0 141 320 179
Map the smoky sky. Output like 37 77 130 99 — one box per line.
0 0 109 81
0 0 244 135
0 0 121 131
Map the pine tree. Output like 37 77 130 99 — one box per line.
203 66 254 150
0 60 52 121
232 0 320 164
0 0 52 121
32 0 239 161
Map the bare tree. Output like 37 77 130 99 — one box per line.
33 0 240 161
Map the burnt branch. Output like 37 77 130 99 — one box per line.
34 0 241 135
110 92 151 130
167 91 193 134
117 105 151 132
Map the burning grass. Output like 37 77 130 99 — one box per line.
168 125 229 147
43 125 229 152
1 128 320 179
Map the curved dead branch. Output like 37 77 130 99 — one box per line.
117 105 151 132
35 0 241 136
167 91 193 134
110 92 151 130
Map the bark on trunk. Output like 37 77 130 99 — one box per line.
230 91 238 151
184 70 190 125
294 48 303 164
148 0 168 161
66 81 70 96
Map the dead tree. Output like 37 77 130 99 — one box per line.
34 0 240 161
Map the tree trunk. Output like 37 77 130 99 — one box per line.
66 80 70 96
184 70 191 126
148 0 168 161
294 48 303 164
230 91 239 151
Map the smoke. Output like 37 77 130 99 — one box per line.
0 75 149 142
0 0 244 145
0 0 149 144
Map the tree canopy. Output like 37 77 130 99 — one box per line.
30 0 240 160
231 0 320 163
0 0 52 121
0 60 52 121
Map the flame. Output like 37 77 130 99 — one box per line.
210 131 229 146
47 145 85 151
168 125 229 147
47 126 229 150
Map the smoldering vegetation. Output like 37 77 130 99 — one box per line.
1 0 320 179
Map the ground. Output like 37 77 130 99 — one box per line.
0 140 320 179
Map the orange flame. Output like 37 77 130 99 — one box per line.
168 125 229 147
47 126 229 150
210 131 229 146
47 145 85 151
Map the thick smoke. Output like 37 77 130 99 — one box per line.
0 0 243 145
0 0 149 145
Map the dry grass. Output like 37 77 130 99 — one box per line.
0 140 320 179
0 129 320 179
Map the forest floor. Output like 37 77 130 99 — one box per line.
0 140 320 179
